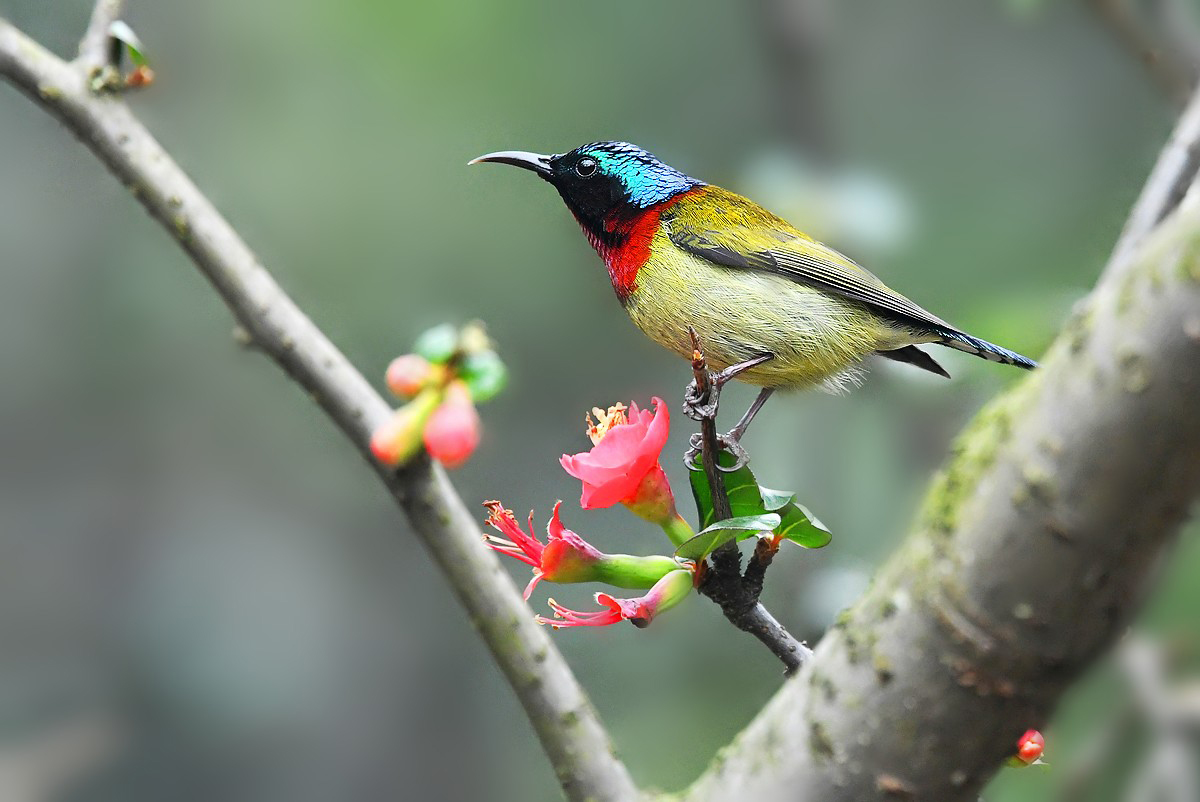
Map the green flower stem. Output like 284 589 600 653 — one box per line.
592 554 680 590
659 514 695 548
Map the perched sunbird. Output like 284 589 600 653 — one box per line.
471 142 1036 447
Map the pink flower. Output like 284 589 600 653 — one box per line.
536 568 694 629
1015 729 1044 765
483 501 604 599
560 398 677 523
424 381 480 469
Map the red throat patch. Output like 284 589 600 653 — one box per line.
573 190 698 303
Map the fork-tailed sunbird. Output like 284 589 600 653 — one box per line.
471 141 1037 439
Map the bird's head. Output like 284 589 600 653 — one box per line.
471 141 701 239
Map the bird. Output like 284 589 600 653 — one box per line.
470 141 1037 456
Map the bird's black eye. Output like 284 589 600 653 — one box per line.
575 157 598 178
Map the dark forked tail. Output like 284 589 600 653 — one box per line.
935 328 1038 369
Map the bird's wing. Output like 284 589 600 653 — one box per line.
665 186 955 333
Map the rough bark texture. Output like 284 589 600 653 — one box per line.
684 191 1200 801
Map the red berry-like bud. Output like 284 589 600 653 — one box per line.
370 406 423 465
423 381 480 468
125 65 156 88
370 387 443 467
386 354 433 399
1016 729 1044 764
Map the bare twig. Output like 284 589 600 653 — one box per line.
1120 635 1200 802
1086 0 1197 104
76 0 125 69
686 331 810 675
0 14 637 802
1104 81 1200 281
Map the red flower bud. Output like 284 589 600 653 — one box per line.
125 64 155 88
370 387 442 467
386 354 434 399
371 409 422 465
423 381 480 468
1015 729 1044 764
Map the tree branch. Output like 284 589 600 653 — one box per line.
1104 81 1200 281
684 336 811 675
0 15 638 802
76 0 125 69
684 155 1200 802
1086 0 1198 104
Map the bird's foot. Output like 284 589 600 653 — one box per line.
683 431 751 472
682 353 774 423
683 378 719 422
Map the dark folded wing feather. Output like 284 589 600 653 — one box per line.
668 224 957 335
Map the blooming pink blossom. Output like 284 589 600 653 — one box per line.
483 501 604 599
560 398 677 522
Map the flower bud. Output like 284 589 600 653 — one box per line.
125 65 156 88
1015 729 1044 765
370 387 442 466
423 381 480 468
386 354 434 399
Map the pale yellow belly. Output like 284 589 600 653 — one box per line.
623 248 920 389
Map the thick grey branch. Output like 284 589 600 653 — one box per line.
0 18 638 802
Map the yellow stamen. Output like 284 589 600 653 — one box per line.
585 402 629 445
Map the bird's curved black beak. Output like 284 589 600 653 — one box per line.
469 150 554 178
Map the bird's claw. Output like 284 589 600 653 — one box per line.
715 433 750 471
683 378 719 422
682 432 750 472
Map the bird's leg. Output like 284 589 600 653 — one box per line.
725 387 776 443
683 351 774 471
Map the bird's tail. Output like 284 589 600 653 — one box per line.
935 329 1038 370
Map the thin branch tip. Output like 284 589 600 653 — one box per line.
78 0 128 68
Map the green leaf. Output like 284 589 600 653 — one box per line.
688 452 833 550
688 451 768 529
776 502 832 549
757 486 795 511
108 21 148 67
675 513 781 561
460 349 507 402
413 323 459 364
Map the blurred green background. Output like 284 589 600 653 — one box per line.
1 1 1196 800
